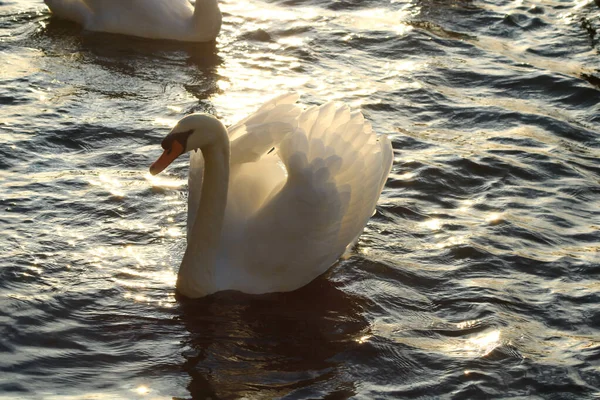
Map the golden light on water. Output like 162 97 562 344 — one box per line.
456 320 478 330
278 36 306 48
340 8 413 35
166 105 183 113
87 243 177 307
134 294 148 303
447 328 503 357
357 335 372 344
224 1 305 23
393 172 416 180
116 220 150 233
135 385 150 395
485 213 504 225
0 50 41 80
373 321 503 359
118 279 147 289
211 57 309 123
466 330 502 357
421 218 442 231
211 1 419 121
87 174 125 198
31 87 48 102
153 117 178 127
161 227 183 238
437 234 469 249
457 199 476 213
145 173 186 189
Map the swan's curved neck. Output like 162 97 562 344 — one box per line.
193 0 220 14
192 0 222 38
177 140 229 298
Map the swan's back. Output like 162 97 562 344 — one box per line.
215 95 393 294
86 0 194 40
45 0 221 42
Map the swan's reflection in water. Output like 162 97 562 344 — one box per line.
42 17 221 64
177 273 366 399
38 18 222 112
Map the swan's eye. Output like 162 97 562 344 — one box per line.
161 129 193 150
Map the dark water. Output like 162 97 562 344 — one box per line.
1 0 599 398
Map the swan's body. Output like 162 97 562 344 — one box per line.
150 94 393 298
44 0 221 42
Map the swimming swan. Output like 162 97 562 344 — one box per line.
44 0 221 42
150 93 393 298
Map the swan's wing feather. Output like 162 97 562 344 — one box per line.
229 121 295 164
240 102 393 293
228 93 301 141
228 93 303 164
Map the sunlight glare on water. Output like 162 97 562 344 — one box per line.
0 0 599 398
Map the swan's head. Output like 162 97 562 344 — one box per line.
149 113 227 175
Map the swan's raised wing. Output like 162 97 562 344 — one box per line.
188 93 302 237
239 102 393 293
228 92 301 141
228 92 302 164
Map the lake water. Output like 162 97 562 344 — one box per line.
1 0 599 398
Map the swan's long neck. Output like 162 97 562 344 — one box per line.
192 0 222 40
176 139 229 298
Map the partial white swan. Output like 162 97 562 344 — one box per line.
150 93 393 298
44 0 221 42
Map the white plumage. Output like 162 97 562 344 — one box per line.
150 93 393 298
44 0 221 42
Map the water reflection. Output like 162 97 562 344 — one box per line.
145 173 186 189
421 218 442 231
177 277 366 398
464 329 501 357
2 0 598 397
41 17 220 63
485 212 504 225
374 321 504 359
88 174 125 198
135 385 150 395
35 16 223 110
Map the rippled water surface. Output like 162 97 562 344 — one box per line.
1 0 600 398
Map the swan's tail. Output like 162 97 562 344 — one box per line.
44 0 91 25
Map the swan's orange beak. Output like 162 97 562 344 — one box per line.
149 140 185 175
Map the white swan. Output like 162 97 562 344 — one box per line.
150 93 393 298
44 0 221 42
